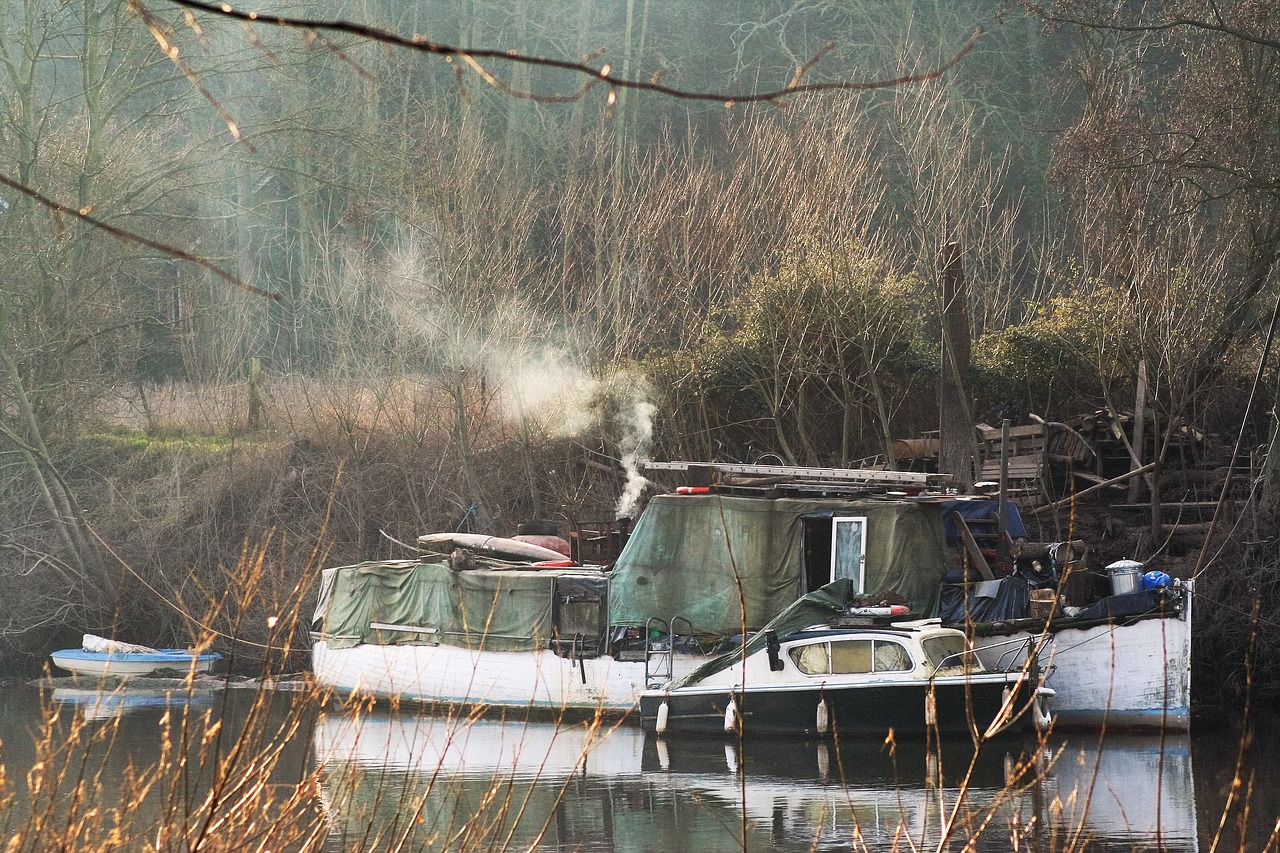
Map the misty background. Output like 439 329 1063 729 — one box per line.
2 0 1278 696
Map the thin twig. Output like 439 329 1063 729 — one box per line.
152 0 982 104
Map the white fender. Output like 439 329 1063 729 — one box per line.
656 700 670 735
723 696 738 733
1033 688 1054 732
816 698 829 735
924 690 937 727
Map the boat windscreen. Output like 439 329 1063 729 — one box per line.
922 634 985 675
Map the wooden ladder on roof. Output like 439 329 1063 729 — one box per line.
645 461 955 491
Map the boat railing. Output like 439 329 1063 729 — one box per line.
978 635 1038 673
932 636 1034 677
644 616 693 689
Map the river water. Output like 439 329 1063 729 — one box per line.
0 680 1273 851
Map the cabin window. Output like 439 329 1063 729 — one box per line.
873 641 912 672
792 642 830 674
830 517 867 591
830 639 872 673
790 639 911 675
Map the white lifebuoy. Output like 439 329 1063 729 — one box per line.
723 696 738 733
816 698 829 735
656 700 670 735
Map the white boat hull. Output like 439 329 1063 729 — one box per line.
973 603 1192 730
314 598 1191 726
311 640 701 712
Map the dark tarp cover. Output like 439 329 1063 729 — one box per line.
1076 588 1170 621
319 558 562 651
607 494 948 636
939 576 1030 624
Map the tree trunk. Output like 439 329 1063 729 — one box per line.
451 368 485 530
938 241 974 487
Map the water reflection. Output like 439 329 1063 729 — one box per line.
51 685 218 720
0 684 1227 851
1042 734 1197 850
313 710 1200 852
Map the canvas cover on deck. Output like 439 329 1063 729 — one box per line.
668 579 860 687
607 494 948 636
317 558 560 651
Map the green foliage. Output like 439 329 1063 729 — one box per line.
976 285 1134 415
650 242 931 464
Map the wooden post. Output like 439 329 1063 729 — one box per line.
997 419 1011 561
952 511 995 581
1128 359 1147 503
939 241 974 488
247 357 263 430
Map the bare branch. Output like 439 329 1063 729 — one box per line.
0 171 278 301
1034 9 1280 53
151 0 982 103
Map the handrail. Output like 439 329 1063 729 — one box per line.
933 636 1034 675
977 635 1037 672
644 617 671 689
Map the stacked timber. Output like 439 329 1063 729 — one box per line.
1066 409 1205 479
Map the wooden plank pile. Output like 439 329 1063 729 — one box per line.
1065 409 1204 479
975 422 1052 505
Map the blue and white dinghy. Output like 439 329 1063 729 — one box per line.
50 634 221 678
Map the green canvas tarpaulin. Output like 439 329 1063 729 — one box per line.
315 494 953 653
318 559 557 652
670 579 860 687
607 494 948 636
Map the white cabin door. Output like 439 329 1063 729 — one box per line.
830 516 867 592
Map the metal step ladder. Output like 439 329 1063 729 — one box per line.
644 616 692 689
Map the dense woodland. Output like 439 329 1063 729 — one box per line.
2 0 1279 707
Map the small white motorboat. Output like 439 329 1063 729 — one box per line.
638 590 1049 738
50 635 221 678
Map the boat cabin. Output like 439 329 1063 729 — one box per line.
677 622 990 691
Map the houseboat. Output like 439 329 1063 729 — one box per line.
310 461 1193 729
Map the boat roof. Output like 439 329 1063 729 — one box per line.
787 622 958 642
646 461 954 496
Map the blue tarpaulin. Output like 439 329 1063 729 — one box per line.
940 499 1027 543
